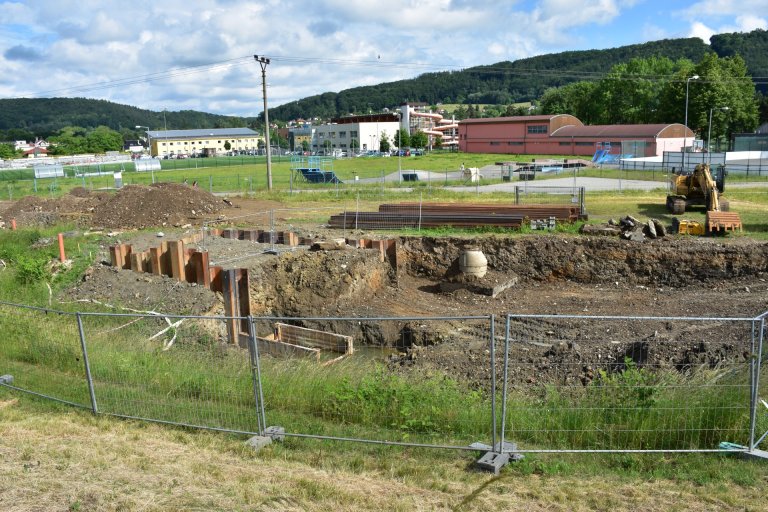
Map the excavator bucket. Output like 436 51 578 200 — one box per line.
706 211 743 233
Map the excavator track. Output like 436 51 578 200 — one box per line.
706 211 743 233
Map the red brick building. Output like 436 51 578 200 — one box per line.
458 115 692 157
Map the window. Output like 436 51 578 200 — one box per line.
575 142 593 146
527 125 548 134
350 131 358 138
489 141 501 146
339 131 346 138
559 141 571 146
507 141 523 145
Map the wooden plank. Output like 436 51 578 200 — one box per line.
275 323 353 354
255 336 321 361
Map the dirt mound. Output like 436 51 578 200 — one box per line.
1 191 109 227
91 183 224 229
1 182 226 229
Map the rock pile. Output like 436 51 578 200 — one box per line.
580 215 667 242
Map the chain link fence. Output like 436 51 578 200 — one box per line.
1 302 766 462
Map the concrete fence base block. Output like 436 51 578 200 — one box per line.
245 435 273 451
264 426 285 442
470 441 524 475
743 449 768 462
0 375 13 385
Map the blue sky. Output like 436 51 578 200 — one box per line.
0 0 766 117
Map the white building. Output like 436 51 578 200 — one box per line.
311 113 401 155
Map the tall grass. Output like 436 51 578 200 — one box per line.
1 302 761 452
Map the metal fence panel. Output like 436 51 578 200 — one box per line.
0 303 90 408
501 314 757 453
252 315 496 450
78 312 261 434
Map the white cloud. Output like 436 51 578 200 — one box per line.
688 21 715 42
0 0 763 117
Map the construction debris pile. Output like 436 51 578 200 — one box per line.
580 215 667 242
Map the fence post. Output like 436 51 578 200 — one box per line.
75 313 99 414
749 316 766 451
514 186 520 205
355 193 359 231
246 316 268 434
209 175 213 193
500 314 511 450
489 315 497 450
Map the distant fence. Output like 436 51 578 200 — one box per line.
622 152 768 177
1 301 765 469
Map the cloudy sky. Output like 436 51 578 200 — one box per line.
1 0 766 117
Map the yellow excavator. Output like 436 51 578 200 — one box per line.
666 163 742 234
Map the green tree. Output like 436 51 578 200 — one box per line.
379 131 391 152
410 130 428 149
224 141 232 151
0 143 20 159
350 138 359 153
301 140 310 152
84 125 123 153
598 57 676 124
394 128 410 148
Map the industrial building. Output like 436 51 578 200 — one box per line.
458 115 693 158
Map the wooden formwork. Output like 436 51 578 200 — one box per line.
275 323 354 355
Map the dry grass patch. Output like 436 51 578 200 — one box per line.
1 397 766 511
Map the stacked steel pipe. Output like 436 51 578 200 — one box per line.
329 203 581 229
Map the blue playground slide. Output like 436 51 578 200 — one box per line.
592 149 607 162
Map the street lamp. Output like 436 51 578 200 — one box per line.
683 75 699 170
708 106 729 163
136 125 150 156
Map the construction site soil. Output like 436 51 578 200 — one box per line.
2 185 767 388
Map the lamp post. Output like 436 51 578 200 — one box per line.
683 75 699 170
707 107 729 163
135 125 150 156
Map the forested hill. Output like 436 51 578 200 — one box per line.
270 30 768 121
269 38 711 120
0 97 250 138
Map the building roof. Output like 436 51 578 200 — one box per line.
330 113 400 125
146 128 259 138
550 123 689 138
459 114 569 125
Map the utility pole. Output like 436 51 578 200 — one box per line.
254 55 273 190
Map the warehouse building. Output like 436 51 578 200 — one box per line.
458 115 692 158
145 128 262 158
